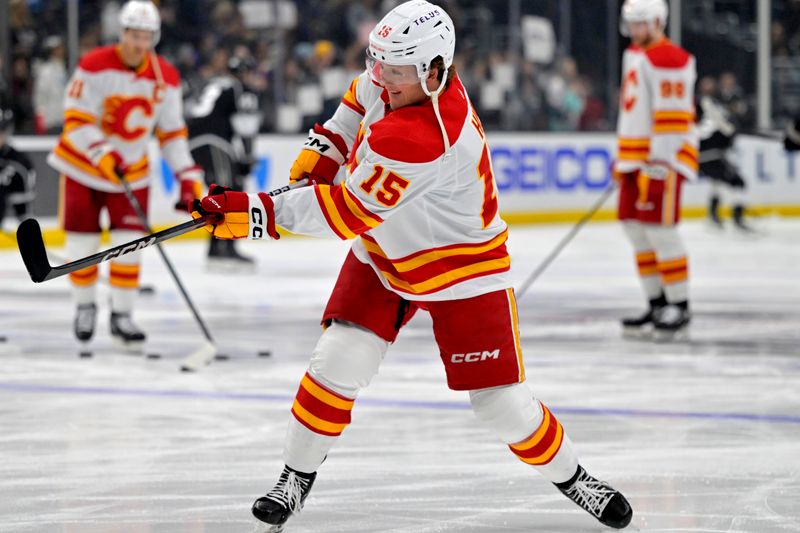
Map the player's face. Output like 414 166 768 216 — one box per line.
384 77 429 110
627 21 654 46
119 28 155 67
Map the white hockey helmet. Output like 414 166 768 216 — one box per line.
366 0 455 92
620 0 668 37
119 0 161 45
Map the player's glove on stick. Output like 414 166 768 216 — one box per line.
87 141 124 183
192 184 279 240
175 165 205 212
289 123 348 186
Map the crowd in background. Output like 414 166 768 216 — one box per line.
0 0 797 136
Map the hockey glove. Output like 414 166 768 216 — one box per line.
289 123 348 186
175 165 205 212
192 184 279 240
87 141 124 183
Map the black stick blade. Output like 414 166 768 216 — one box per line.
16 219 52 283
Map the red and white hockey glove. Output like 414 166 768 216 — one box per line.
87 141 124 183
175 165 205 212
191 184 279 240
289 123 348 186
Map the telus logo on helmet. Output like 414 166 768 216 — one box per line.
413 9 440 26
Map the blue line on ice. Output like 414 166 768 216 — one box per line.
1 381 798 425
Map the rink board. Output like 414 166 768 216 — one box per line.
3 133 798 248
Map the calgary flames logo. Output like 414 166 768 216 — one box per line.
621 69 638 112
101 95 153 140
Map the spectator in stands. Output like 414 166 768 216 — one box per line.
33 36 67 134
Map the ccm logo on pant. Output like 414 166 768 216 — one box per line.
451 349 500 363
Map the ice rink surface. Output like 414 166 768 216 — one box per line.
0 218 798 533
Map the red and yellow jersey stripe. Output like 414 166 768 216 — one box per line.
53 136 149 183
314 184 384 240
653 110 694 134
509 402 565 466
155 126 188 146
63 108 98 134
291 372 355 437
341 77 366 116
360 230 511 296
617 137 650 162
676 142 698 172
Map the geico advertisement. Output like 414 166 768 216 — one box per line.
12 133 800 225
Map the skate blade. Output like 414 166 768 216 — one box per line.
621 325 653 340
112 337 145 354
652 327 689 343
252 521 284 533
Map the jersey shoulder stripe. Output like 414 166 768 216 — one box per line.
78 45 180 86
645 39 692 69
367 75 469 164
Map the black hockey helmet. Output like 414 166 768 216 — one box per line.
228 55 257 77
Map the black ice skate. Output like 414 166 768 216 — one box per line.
110 312 146 352
74 303 97 342
252 465 316 532
708 196 724 229
621 295 665 339
208 239 256 273
555 465 633 529
652 304 691 342
732 205 757 234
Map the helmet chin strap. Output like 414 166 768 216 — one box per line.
421 75 452 155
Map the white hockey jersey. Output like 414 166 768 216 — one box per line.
273 73 511 301
48 45 194 192
615 38 699 180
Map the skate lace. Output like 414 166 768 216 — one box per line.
564 472 616 518
266 471 309 514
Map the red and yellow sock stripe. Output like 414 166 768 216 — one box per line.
291 372 355 437
659 256 688 285
636 250 658 277
69 265 98 287
509 402 564 466
109 262 140 289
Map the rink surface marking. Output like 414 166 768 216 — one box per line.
0 381 798 425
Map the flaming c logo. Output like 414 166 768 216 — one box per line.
621 69 638 112
101 96 153 140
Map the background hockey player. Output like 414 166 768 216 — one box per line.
186 54 261 270
785 116 800 152
192 1 633 530
614 0 698 341
47 0 203 350
696 76 754 232
0 107 35 232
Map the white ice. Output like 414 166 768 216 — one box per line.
0 218 798 533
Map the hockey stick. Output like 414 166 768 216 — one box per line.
516 183 617 299
16 215 217 283
112 174 219 371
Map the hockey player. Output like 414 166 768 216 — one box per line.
193 1 633 530
614 0 698 341
696 80 754 231
47 0 203 350
785 117 800 152
0 107 35 232
186 54 261 270
0 106 25 349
